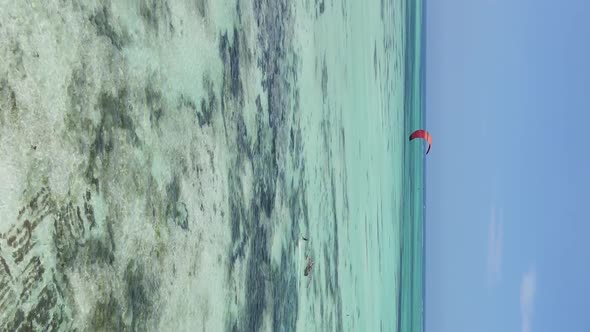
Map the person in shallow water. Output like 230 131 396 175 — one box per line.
301 235 314 286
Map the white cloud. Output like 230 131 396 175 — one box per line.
487 207 503 286
520 268 537 332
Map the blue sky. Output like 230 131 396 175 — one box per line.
425 0 590 331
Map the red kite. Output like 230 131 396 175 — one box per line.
409 129 432 155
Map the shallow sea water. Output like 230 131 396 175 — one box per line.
0 0 411 330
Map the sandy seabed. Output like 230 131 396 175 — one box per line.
0 0 404 331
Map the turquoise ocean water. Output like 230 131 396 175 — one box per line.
400 0 426 331
0 0 423 330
